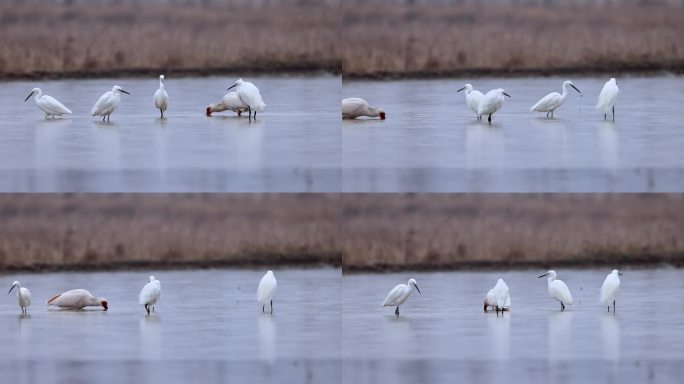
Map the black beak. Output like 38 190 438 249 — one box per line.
226 84 237 91
538 273 549 278
414 284 421 294
8 286 15 294
121 90 130 95
457 87 465 93
503 92 511 97
570 84 581 94
618 272 623 276
24 91 34 102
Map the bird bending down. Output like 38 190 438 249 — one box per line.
47 289 108 310
457 84 484 119
597 78 619 121
600 269 622 313
24 88 72 118
538 270 573 311
383 278 420 316
477 89 511 123
139 276 161 315
154 75 169 118
8 281 31 315
484 278 511 314
342 98 386 120
530 80 581 118
257 270 277 314
206 92 248 117
91 85 130 122
226 79 265 120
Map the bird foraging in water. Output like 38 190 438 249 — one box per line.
206 91 248 117
24 88 72 119
154 75 169 118
226 79 265 120
47 289 108 310
530 80 581 118
257 270 277 314
600 269 622 313
457 84 484 119
91 85 130 122
597 78 619 121
382 278 420 317
8 281 31 315
342 98 386 120
538 270 573 311
139 276 161 315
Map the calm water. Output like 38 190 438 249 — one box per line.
0 268 341 384
0 75 340 192
342 269 684 383
343 75 684 192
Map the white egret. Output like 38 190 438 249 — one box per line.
8 281 31 315
477 88 511 123
226 78 265 120
601 269 622 313
342 98 386 120
538 270 573 311
597 78 619 121
382 278 420 316
257 270 277 314
139 276 161 315
47 289 108 310
24 88 72 118
206 92 248 117
154 75 168 118
457 84 484 119
91 85 130 122
530 80 581 118
484 279 510 314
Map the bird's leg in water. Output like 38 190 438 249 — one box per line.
607 305 610 313
145 304 150 315
238 110 242 117
488 114 492 123
604 114 607 121
395 306 399 316
254 111 257 120
152 306 155 313
546 112 550 118
612 106 615 121
248 107 252 120
613 300 616 313
102 115 106 122
262 304 265 313
160 109 163 119
270 300 273 315
107 114 110 122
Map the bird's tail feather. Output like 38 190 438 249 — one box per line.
47 294 60 305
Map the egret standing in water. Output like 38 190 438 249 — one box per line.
597 78 619 121
91 85 130 122
206 92 248 117
139 276 161 315
530 80 582 118
601 269 622 313
226 79 265 120
478 88 511 123
383 278 420 317
538 270 573 311
47 289 108 310
342 98 386 120
24 88 72 118
8 281 31 315
457 84 484 119
257 271 277 314
484 278 510 314
154 75 168 118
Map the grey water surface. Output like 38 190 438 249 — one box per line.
342 268 684 383
0 75 340 192
343 75 684 192
0 268 341 384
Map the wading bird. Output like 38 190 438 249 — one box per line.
47 289 108 310
484 278 510 314
601 269 622 313
91 85 130 122
206 92 248 117
477 89 511 123
226 79 265 120
342 98 386 120
139 276 161 315
530 80 581 118
154 75 168 118
538 270 573 311
8 281 31 315
24 88 72 118
383 278 420 317
457 84 484 119
597 78 619 121
257 271 277 314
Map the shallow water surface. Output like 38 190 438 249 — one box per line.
343 75 684 192
0 75 340 192
342 269 684 383
0 268 341 384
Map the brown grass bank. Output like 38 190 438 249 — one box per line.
0 1 340 79
0 194 341 273
342 1 684 78
342 194 684 272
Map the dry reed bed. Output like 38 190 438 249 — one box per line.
0 194 341 272
342 194 684 271
342 2 684 77
0 2 340 78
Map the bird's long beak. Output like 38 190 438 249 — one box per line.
8 285 15 294
503 92 511 97
538 273 549 278
618 272 623 275
226 84 237 91
456 87 465 93
24 91 34 102
414 283 421 294
570 84 581 94
121 90 130 95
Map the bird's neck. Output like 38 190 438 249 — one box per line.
159 80 165 89
368 107 381 117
